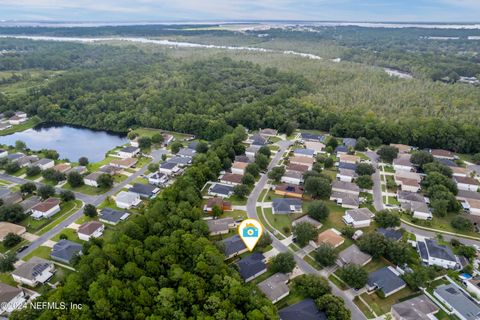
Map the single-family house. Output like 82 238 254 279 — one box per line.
330 191 360 209
160 161 181 175
343 138 357 148
367 267 406 297
50 239 82 264
258 273 290 303
238 252 267 282
0 123 12 131
115 191 141 209
0 283 25 314
274 184 304 199
0 190 22 205
393 154 414 172
272 198 302 214
457 190 480 202
342 208 374 228
452 166 468 177
0 222 26 241
338 162 357 171
467 165 480 177
118 146 140 158
52 163 71 173
203 198 232 213
394 170 422 182
464 199 480 215
220 235 247 259
434 283 480 320
147 171 168 186
337 244 372 267
110 157 138 169
14 111 27 118
259 128 278 137
336 168 357 182
292 215 322 229
455 176 480 192
220 173 243 185
19 196 41 214
391 294 438 320
300 132 325 143
206 217 235 236
281 170 303 185
250 134 268 146
279 298 327 320
304 141 325 154
396 190 425 204
12 257 55 287
437 158 458 167
177 148 196 158
431 149 455 160
0 149 7 158
235 155 251 163
231 161 248 175
334 145 349 155
401 200 432 220
289 156 315 167
31 198 61 219
332 181 360 196
77 221 105 241
67 166 87 175
246 145 260 159
377 228 403 241
463 278 480 299
293 148 315 158
396 177 421 193
32 158 54 170
100 207 130 225
286 163 309 174
8 115 27 125
315 228 344 248
339 154 359 164
84 172 102 187
208 183 234 198
99 165 122 175
128 183 160 199
417 239 459 269
7 153 25 162
17 155 39 168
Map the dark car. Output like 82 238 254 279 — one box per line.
17 245 29 253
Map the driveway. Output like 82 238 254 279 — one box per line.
364 151 384 211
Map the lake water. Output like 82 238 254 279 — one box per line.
0 124 128 162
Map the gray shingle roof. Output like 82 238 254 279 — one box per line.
128 183 157 197
338 162 357 171
50 239 82 263
279 298 327 320
220 235 246 257
367 267 406 296
12 257 53 281
425 239 457 263
434 283 480 320
210 184 234 196
237 252 267 281
100 207 129 224
377 228 403 241
391 294 438 320
272 198 302 214
120 146 139 153
0 283 22 304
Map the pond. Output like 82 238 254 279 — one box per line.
0 123 128 162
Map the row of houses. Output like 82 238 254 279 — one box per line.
0 111 28 131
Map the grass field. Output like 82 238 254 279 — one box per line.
359 287 417 316
52 228 81 242
63 182 110 195
20 200 82 234
23 246 52 261
264 208 292 235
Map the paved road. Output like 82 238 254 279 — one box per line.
246 140 366 320
10 152 163 259
364 151 384 211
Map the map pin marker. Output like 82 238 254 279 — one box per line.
238 218 264 252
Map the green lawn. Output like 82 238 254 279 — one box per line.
359 287 418 316
12 167 27 177
328 274 348 290
363 258 392 273
353 297 376 319
74 214 98 225
226 195 248 205
221 210 247 220
303 255 321 270
383 165 395 173
113 174 129 184
263 208 292 235
23 246 52 261
132 128 194 141
257 206 285 240
132 177 149 185
20 200 82 234
63 183 110 195
0 273 16 286
87 156 117 172
52 228 81 242
0 117 41 136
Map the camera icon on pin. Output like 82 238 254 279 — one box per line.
243 224 259 238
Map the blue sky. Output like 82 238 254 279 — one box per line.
0 0 479 22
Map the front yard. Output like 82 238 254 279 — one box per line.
20 200 82 234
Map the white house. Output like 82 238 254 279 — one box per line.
401 200 432 220
336 169 357 182
231 162 248 175
118 146 140 159
0 283 26 314
147 171 169 186
393 154 414 172
304 141 325 154
8 115 27 125
115 191 141 209
434 283 480 320
159 162 181 176
84 172 102 187
33 158 55 170
454 176 480 192
12 257 55 287
342 208 374 228
465 199 480 216
0 149 7 158
77 221 105 241
464 278 480 299
31 198 61 219
418 239 459 270
281 170 303 185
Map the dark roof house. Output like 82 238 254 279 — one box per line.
279 298 326 320
237 252 267 282
50 239 82 264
